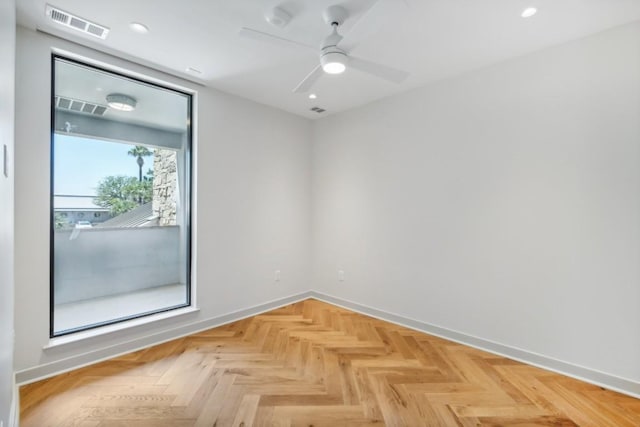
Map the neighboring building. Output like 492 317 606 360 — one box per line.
53 195 111 227
55 148 177 230
96 202 157 228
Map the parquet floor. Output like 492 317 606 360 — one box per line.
20 299 640 426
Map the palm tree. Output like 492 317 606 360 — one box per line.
128 145 152 204
127 145 152 182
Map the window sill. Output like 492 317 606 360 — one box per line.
43 306 200 350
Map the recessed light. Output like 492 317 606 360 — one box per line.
521 7 537 18
129 22 149 34
309 94 317 99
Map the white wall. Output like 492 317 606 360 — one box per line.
0 0 16 423
14 28 311 375
312 22 640 384
13 18 640 397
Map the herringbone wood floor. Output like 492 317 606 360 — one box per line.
20 299 640 426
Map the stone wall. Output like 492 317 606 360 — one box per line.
153 149 177 226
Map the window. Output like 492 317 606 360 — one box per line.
51 56 192 336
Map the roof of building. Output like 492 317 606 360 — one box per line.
54 195 109 212
96 202 158 228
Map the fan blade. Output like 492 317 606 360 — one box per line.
293 65 324 93
348 56 409 83
238 27 316 51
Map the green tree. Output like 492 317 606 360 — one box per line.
127 145 153 182
54 213 67 229
94 175 152 216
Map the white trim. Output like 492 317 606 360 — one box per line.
16 291 313 385
16 290 640 400
49 44 201 94
45 306 200 349
9 377 18 427
309 291 640 399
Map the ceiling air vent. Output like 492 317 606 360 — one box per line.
310 107 326 113
54 96 108 117
45 4 110 40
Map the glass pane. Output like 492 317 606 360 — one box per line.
52 57 191 336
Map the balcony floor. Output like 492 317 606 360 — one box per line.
54 284 187 334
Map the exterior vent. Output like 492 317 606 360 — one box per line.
86 24 106 38
310 107 326 113
49 8 68 24
45 4 110 40
54 96 108 117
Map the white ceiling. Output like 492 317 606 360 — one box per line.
16 0 640 119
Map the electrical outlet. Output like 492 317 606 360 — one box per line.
338 270 345 281
275 270 281 282
3 144 8 178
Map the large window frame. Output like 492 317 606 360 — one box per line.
49 54 193 337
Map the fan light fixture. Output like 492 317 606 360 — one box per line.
106 93 137 111
321 51 347 74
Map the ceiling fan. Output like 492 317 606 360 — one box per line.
238 5 410 93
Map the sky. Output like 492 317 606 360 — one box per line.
54 134 152 195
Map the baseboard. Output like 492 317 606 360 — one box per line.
15 291 313 386
15 289 640 400
309 291 640 399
